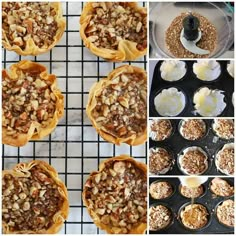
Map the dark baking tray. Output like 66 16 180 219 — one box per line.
149 177 234 234
149 119 234 175
149 60 234 117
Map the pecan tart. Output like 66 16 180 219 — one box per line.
80 2 147 61
86 65 147 146
2 60 64 147
2 160 69 234
83 155 147 234
2 2 66 56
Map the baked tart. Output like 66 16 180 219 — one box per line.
86 65 147 146
2 2 66 56
2 60 64 147
83 155 147 234
2 160 69 234
80 2 147 61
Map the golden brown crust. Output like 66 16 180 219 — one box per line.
86 65 147 146
2 2 66 56
80 2 147 61
2 160 69 234
2 60 64 147
83 155 147 234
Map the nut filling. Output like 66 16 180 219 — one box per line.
180 119 206 140
149 119 173 141
83 160 147 234
179 147 208 175
150 181 173 200
215 144 234 175
2 166 65 232
85 2 147 51
2 2 58 49
3 71 56 138
180 204 209 229
92 72 146 139
180 185 204 198
149 147 174 175
210 178 234 197
149 205 172 231
216 199 234 227
213 119 234 140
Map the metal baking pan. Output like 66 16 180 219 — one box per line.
149 177 234 234
149 60 234 117
149 119 234 175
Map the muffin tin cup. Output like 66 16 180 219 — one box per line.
178 202 212 232
178 119 208 141
149 145 175 175
191 61 223 84
149 202 175 232
150 86 188 117
149 119 176 142
214 199 235 229
149 119 234 175
149 61 234 117
211 119 234 141
149 177 234 234
192 85 228 117
177 146 211 176
214 144 234 176
160 61 188 83
178 184 207 200
209 178 234 197
149 179 176 201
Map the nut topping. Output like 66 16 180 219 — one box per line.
84 2 147 51
2 164 66 233
2 63 61 143
2 2 59 49
91 68 147 142
83 158 147 234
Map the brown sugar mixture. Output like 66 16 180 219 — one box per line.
180 204 209 229
165 12 217 58
210 178 234 197
150 181 173 199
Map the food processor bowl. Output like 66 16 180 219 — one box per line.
150 2 234 58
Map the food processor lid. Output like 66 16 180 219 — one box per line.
149 2 234 58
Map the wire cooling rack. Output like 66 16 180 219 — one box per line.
1 2 147 234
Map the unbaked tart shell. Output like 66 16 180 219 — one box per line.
86 65 147 146
2 2 66 56
80 2 147 61
2 160 69 234
82 155 147 234
2 60 64 147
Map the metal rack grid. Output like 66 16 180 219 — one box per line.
1 2 147 234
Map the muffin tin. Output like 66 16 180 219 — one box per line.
149 119 234 175
149 60 234 117
149 177 234 234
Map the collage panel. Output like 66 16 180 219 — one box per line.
149 2 234 59
149 177 234 233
